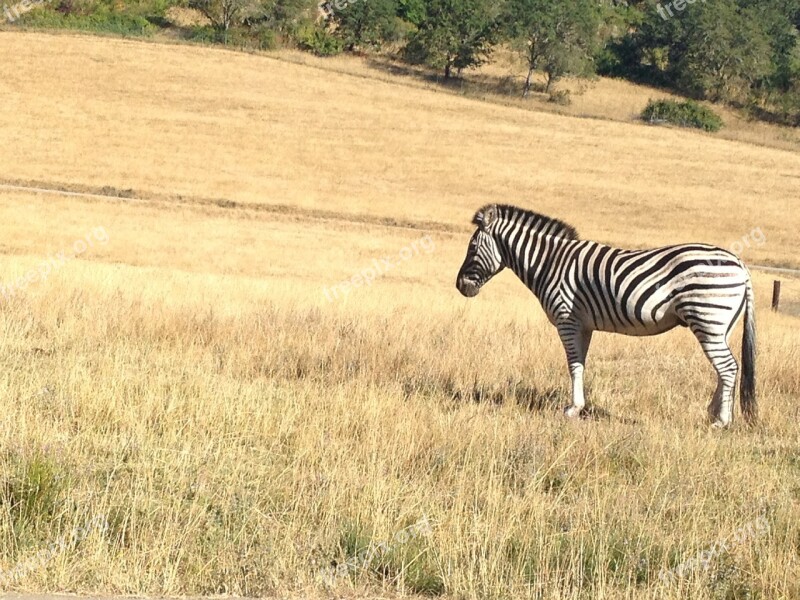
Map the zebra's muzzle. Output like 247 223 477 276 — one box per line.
457 277 480 298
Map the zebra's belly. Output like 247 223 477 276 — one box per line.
594 314 684 337
564 302 684 336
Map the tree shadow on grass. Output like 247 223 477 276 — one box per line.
364 55 526 98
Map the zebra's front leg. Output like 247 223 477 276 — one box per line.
558 325 593 418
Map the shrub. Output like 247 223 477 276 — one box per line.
252 25 279 50
297 25 343 56
186 24 225 43
548 89 571 106
3 453 65 532
17 8 156 36
641 99 723 132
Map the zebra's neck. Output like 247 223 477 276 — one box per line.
493 222 577 299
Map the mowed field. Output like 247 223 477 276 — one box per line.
0 31 800 599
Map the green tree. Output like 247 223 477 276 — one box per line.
674 1 774 102
402 0 500 79
504 0 601 95
327 0 400 51
187 0 253 34
255 0 319 41
617 0 790 103
396 0 425 27
738 0 800 93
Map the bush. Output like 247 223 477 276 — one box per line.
297 25 343 56
184 23 277 49
17 8 156 36
252 25 279 50
641 99 723 132
548 89 571 106
186 24 226 44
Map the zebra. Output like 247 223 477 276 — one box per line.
455 204 756 427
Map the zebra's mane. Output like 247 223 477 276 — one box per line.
473 204 579 241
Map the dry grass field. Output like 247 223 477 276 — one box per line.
0 31 799 600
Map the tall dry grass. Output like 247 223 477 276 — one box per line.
0 190 798 599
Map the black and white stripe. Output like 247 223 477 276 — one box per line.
456 204 756 426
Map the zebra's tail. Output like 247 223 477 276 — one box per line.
741 275 757 423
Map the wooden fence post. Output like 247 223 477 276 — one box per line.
772 280 781 311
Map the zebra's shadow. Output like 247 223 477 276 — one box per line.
450 384 615 421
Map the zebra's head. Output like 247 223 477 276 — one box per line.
456 205 505 298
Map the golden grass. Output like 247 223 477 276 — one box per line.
0 31 799 600
0 33 799 259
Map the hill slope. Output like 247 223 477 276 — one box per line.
0 32 798 265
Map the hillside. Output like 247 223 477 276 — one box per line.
1 32 799 264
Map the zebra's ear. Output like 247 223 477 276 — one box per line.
473 205 498 231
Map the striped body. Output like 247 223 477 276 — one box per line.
456 205 756 427
527 241 748 337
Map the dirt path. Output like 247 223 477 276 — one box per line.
2 180 798 276
0 181 460 235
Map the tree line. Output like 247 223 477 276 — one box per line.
14 0 800 124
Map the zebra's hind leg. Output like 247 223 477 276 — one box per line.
557 324 593 418
708 379 724 425
693 332 738 428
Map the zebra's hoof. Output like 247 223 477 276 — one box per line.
563 406 582 419
710 419 731 429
